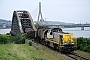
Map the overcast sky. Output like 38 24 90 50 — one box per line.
0 0 90 23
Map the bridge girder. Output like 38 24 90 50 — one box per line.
10 10 36 38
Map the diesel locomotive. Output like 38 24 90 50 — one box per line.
35 26 77 53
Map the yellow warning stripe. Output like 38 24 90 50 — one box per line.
54 42 59 44
50 40 54 43
49 40 59 45
45 38 59 45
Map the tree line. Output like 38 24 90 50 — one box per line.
77 37 90 53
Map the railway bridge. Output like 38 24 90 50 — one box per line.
10 10 36 38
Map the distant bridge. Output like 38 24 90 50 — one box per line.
47 24 90 30
48 24 90 27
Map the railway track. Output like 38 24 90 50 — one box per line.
34 42 90 60
66 52 90 60
33 42 73 60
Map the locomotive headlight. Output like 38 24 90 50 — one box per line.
64 43 67 44
63 42 67 45
71 42 74 44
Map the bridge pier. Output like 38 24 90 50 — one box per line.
81 27 84 30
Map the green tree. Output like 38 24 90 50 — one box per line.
35 23 40 29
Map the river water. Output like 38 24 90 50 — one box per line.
62 27 90 38
0 27 90 38
0 29 11 34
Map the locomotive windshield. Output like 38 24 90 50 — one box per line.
52 28 62 33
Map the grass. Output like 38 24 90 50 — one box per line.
1 44 90 60
0 44 45 60
0 44 68 60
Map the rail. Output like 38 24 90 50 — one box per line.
66 52 90 60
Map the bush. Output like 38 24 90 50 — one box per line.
22 33 28 39
0 33 29 44
0 34 10 44
28 40 32 46
77 37 90 53
14 34 26 44
6 33 10 35
10 33 28 44
14 34 23 44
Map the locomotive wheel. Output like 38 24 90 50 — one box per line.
39 39 41 43
41 40 44 45
44 41 47 46
71 50 74 53
43 41 46 46
54 46 57 50
35 37 38 42
41 39 45 45
60 51 63 54
53 44 58 50
36 37 40 43
47 41 50 47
